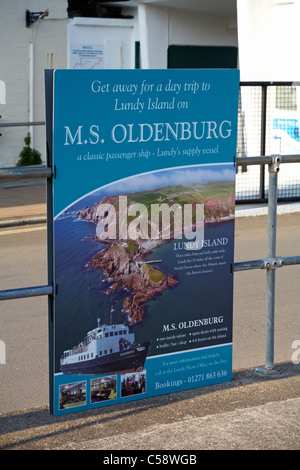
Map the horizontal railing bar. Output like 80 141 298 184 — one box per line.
0 155 299 181
240 81 298 86
234 259 264 271
0 165 52 180
276 155 300 163
236 155 300 166
0 285 53 301
234 255 300 271
0 121 45 128
1 256 299 301
281 255 300 266
236 156 271 165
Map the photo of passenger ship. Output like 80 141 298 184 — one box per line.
60 312 151 376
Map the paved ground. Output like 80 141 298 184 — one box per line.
0 182 46 225
0 183 299 451
0 363 299 450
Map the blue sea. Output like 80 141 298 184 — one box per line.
54 206 234 373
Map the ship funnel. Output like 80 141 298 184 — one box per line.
97 318 101 327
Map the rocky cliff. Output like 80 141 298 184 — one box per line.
87 241 177 325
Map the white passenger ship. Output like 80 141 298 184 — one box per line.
60 316 151 375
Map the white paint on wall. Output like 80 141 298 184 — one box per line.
67 17 135 70
0 0 68 167
237 0 300 81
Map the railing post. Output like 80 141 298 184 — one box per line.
256 155 281 374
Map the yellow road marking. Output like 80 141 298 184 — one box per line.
0 226 46 236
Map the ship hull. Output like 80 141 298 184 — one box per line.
60 341 151 375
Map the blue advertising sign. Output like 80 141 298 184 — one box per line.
50 69 239 415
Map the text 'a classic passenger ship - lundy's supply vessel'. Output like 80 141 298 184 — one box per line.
60 317 151 375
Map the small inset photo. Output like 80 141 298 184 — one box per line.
121 370 147 397
59 381 87 410
91 375 117 403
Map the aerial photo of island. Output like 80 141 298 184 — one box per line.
54 164 235 369
75 173 234 325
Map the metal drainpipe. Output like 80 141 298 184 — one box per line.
138 4 150 69
29 29 34 145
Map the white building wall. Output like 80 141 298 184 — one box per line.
236 0 300 196
67 15 136 70
138 5 237 69
237 0 300 81
67 5 237 72
1 1 238 167
0 0 68 167
169 8 237 47
138 4 169 69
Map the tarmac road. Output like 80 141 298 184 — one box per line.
0 185 299 450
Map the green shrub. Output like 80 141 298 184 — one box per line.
16 133 42 166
